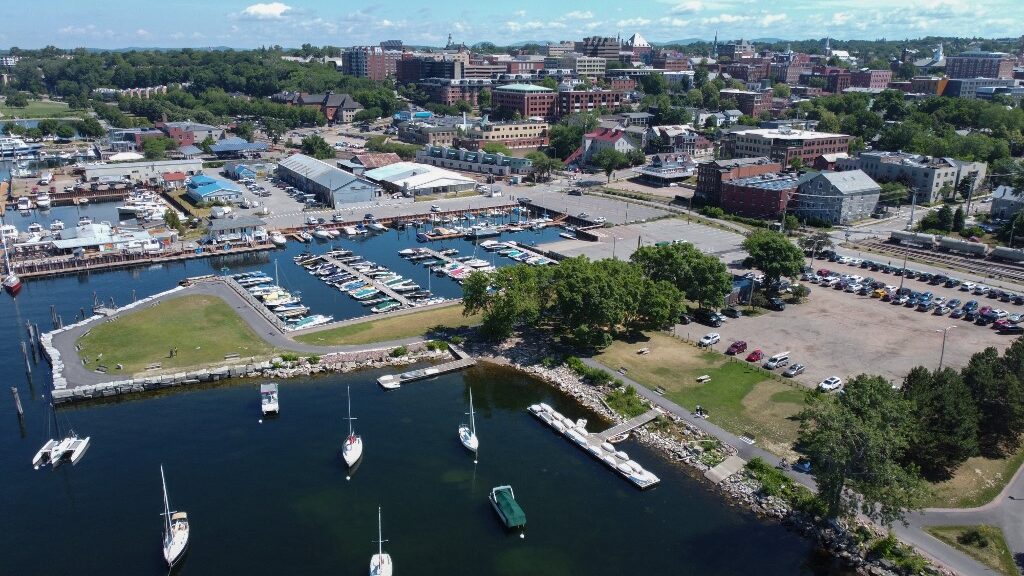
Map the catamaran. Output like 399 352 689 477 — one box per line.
160 465 190 567
458 388 479 453
370 507 393 576
31 402 89 467
342 386 363 467
260 383 279 415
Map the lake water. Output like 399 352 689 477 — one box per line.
0 208 845 575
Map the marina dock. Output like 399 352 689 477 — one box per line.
376 345 476 388
321 253 412 307
528 403 661 489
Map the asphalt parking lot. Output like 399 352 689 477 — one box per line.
684 265 1022 389
528 189 669 226
539 217 746 262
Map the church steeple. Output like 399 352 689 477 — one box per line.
711 30 718 58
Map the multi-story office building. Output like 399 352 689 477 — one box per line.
945 51 1015 79
493 84 558 119
723 127 851 166
836 151 987 204
695 157 782 205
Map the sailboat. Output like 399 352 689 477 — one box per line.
370 507 393 576
458 388 479 453
161 465 190 567
342 386 363 467
31 402 89 468
1 210 21 297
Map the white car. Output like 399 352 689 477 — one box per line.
845 283 862 293
961 281 976 292
819 376 843 392
699 333 721 347
974 285 990 295
932 296 946 306
994 309 1009 319
594 216 607 224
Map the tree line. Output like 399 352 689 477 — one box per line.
462 243 732 348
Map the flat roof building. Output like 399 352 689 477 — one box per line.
493 84 557 120
84 159 203 185
722 127 851 167
721 172 799 219
185 175 243 204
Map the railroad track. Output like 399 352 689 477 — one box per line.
853 239 1024 284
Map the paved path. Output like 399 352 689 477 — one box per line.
580 357 1001 576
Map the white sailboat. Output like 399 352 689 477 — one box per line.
342 386 363 468
161 465 190 567
1 211 22 297
31 402 89 468
458 388 479 454
370 507 393 576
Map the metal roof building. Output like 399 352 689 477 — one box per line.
363 162 476 196
185 174 243 204
276 153 381 207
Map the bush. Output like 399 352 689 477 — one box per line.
306 355 320 364
605 385 647 417
389 346 408 358
280 353 300 362
701 206 726 219
449 335 465 345
957 529 989 548
565 356 615 386
868 534 929 573
790 284 810 304
960 226 985 238
425 340 448 351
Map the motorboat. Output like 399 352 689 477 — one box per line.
49 219 65 232
298 231 312 242
35 193 52 209
371 301 401 314
313 227 332 240
16 197 32 211
489 485 526 530
342 386 363 468
458 388 479 453
78 216 93 226
370 507 393 576
270 232 287 246
260 383 279 415
160 466 190 567
285 314 333 330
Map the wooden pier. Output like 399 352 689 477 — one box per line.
322 254 412 307
376 345 476 388
595 408 662 442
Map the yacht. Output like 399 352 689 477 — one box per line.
26 222 44 234
367 220 388 232
370 507 393 576
260 383 279 415
160 466 190 567
459 388 479 454
342 386 363 468
35 192 52 209
78 216 93 226
0 137 42 158
1 224 17 243
270 232 287 246
313 227 332 240
49 219 65 232
16 197 32 211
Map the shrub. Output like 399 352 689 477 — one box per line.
389 346 408 357
565 356 615 386
605 385 647 417
425 340 448 351
868 534 929 573
306 355 320 364
957 529 989 548
280 353 300 362
449 335 465 345
701 206 726 218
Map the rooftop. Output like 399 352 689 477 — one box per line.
730 172 800 190
363 161 475 190
208 215 266 232
278 153 379 192
801 169 880 194
494 83 554 93
732 127 849 140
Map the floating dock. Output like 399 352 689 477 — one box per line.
376 346 475 388
528 403 661 489
321 253 413 308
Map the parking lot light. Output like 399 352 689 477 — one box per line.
935 326 957 371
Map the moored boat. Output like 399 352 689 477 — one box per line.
260 383 279 415
489 485 526 530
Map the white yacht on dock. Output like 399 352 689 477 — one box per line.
35 192 52 209
459 388 479 454
260 383 279 415
342 386 363 467
16 196 32 211
370 507 393 576
49 219 65 232
270 232 287 246
160 465 190 567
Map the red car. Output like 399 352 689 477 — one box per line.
726 341 748 355
745 349 764 362
993 319 1012 330
816 269 831 277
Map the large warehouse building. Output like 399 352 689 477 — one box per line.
363 162 477 196
276 154 382 207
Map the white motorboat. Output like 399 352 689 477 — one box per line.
160 465 190 567
78 216 93 226
270 232 287 246
342 386 363 467
35 193 52 209
367 221 387 232
260 383 279 415
458 388 479 454
370 507 393 576
49 219 65 232
313 227 332 240
26 222 43 234
1 224 17 242
16 196 32 211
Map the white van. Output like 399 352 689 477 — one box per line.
763 351 790 370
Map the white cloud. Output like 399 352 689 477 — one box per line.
240 2 292 19
617 17 652 27
831 12 852 25
701 13 751 24
760 13 787 26
504 21 566 33
562 10 594 19
659 17 691 27
670 1 704 14
514 9 527 17
135 28 151 37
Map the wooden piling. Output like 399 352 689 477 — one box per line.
21 341 31 374
11 387 23 416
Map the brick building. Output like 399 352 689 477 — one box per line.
723 60 771 83
396 58 464 84
723 127 851 167
719 88 770 117
493 84 557 119
343 46 401 81
945 51 1015 79
721 172 799 219
419 78 491 107
850 69 892 89
578 37 621 60
695 157 782 205
652 51 690 71
558 89 625 116
456 120 549 150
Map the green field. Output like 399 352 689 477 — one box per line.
77 295 278 374
294 304 481 345
925 525 1017 575
0 99 86 119
927 448 1024 508
595 333 808 456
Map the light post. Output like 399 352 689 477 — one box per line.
897 250 909 292
936 326 957 371
612 236 624 259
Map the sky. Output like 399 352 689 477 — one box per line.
3 0 1020 49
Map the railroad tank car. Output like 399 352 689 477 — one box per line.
991 246 1024 262
936 236 989 256
889 230 937 247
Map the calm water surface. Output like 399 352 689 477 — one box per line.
0 215 844 575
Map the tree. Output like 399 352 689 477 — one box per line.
799 374 929 524
952 207 965 232
630 244 731 310
142 136 176 160
964 345 1024 457
741 230 805 288
626 148 646 166
5 92 29 107
539 77 559 90
591 148 628 182
54 123 75 139
783 214 800 233
263 118 286 144
789 157 805 171
481 141 512 155
524 151 563 182
772 83 791 98
901 367 979 481
638 73 668 96
936 204 953 231
478 89 491 108
163 209 182 231
798 231 834 256
878 182 908 206
300 134 334 160
693 63 709 88
352 108 381 122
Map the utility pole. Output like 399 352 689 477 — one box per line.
936 326 956 371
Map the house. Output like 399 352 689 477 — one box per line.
158 121 224 147
631 154 697 187
647 125 714 162
161 172 187 190
185 175 243 204
813 152 849 171
792 170 880 224
205 215 268 244
323 93 364 123
991 186 1024 220
581 128 639 163
277 153 382 207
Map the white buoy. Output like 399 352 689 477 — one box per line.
346 476 351 481
520 533 525 539
258 419 263 424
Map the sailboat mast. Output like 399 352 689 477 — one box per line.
469 389 476 435
161 466 172 536
274 259 279 286
377 507 383 557
347 386 353 436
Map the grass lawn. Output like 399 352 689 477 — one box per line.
927 447 1024 508
0 100 85 119
294 304 482 346
925 525 1018 575
595 332 808 456
167 188 211 218
77 295 277 374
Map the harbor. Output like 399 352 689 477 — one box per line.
376 345 476 389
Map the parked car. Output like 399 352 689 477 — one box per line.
768 297 786 311
950 307 966 319
430 205 441 212
819 376 843 392
783 364 806 377
721 306 741 319
678 313 692 325
745 349 764 362
993 319 1012 330
933 306 951 315
963 300 979 312
593 216 607 224
793 459 812 473
961 281 976 292
999 325 1024 335
945 278 961 288
947 298 961 308
726 341 748 355
694 309 723 327
763 352 790 370
699 333 720 347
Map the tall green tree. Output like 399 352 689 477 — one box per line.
799 374 929 524
963 346 1024 457
741 230 805 288
590 148 628 182
901 367 980 481
300 134 334 160
936 204 953 231
952 207 965 232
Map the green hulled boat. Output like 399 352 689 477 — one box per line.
489 485 526 529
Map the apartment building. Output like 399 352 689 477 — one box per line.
418 78 491 107
558 88 625 116
695 157 782 205
723 127 851 166
457 120 549 150
719 88 770 117
945 50 1015 79
836 151 986 204
849 69 892 89
493 84 558 119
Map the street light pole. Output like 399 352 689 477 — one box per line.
897 250 909 292
936 326 956 371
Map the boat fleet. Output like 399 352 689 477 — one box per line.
528 403 661 489
231 270 333 330
296 250 445 314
